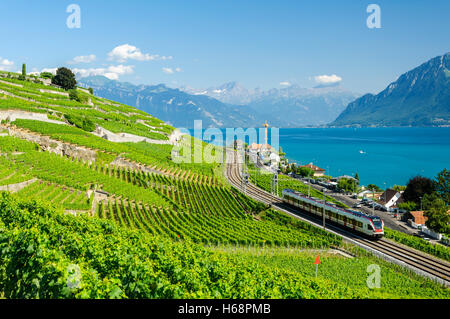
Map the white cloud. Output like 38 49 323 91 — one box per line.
162 67 182 75
73 65 134 80
108 44 172 62
68 54 96 64
279 81 291 86
162 67 174 74
314 74 342 85
0 57 14 71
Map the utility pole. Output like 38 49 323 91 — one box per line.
254 156 257 187
243 173 249 195
270 174 273 195
308 173 311 197
372 188 375 215
322 188 326 229
273 173 278 197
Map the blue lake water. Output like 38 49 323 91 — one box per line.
189 127 450 188
279 128 450 188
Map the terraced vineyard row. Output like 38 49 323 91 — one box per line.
0 157 32 186
95 199 341 247
16 180 93 211
8 150 169 207
9 120 220 178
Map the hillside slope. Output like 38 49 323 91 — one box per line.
331 53 450 127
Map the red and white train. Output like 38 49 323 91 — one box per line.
282 188 384 239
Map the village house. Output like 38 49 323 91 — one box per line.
409 210 428 226
378 189 403 210
300 163 325 177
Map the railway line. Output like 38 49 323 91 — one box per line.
225 149 450 286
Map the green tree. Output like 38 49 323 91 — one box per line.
398 201 417 212
88 87 94 95
434 168 450 205
338 178 354 193
52 67 77 90
424 197 450 234
393 185 407 192
367 184 381 192
18 63 26 81
298 166 314 177
403 176 435 205
354 172 359 182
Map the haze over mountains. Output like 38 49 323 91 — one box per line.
79 77 358 128
331 53 450 127
79 53 449 129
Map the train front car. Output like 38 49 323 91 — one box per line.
369 216 384 239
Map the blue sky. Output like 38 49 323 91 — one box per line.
0 0 448 94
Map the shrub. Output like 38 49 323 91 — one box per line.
64 113 96 132
40 72 54 80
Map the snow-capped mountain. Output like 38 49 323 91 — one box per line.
181 82 360 126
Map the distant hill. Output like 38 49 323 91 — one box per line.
331 53 450 127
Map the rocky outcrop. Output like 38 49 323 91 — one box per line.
5 125 97 163
39 89 69 97
93 126 171 144
0 178 37 192
0 110 66 125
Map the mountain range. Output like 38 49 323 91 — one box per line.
331 53 450 127
79 52 450 128
79 77 358 128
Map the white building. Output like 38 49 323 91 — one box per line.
379 189 402 209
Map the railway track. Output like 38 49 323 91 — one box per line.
225 149 450 286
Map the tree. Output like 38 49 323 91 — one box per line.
298 166 314 178
403 176 435 205
354 172 360 182
338 178 354 193
424 197 450 234
367 184 381 192
88 87 94 95
393 185 406 192
434 168 450 205
397 201 417 212
51 67 77 90
18 63 26 81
